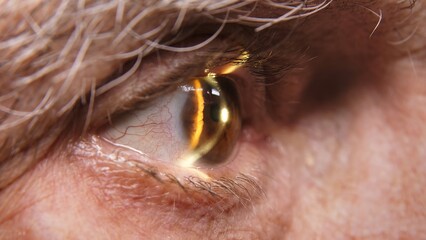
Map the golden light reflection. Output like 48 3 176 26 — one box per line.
176 154 211 180
189 79 204 149
207 72 216 78
219 51 250 75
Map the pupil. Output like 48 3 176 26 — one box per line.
203 85 221 123
209 104 220 122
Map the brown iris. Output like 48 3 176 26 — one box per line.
178 75 241 167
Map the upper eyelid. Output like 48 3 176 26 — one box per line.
84 43 249 130
86 53 205 126
82 33 306 144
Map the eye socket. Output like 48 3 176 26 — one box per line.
102 74 241 168
73 45 278 213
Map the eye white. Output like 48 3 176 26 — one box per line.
103 88 190 162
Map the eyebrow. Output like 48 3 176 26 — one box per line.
0 0 421 189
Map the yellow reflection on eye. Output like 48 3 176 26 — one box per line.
218 51 250 75
189 79 204 149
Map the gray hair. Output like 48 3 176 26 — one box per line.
0 0 420 189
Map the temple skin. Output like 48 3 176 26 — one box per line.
0 0 426 239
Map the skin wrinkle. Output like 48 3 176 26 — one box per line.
0 0 425 239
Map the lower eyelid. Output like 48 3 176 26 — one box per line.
71 135 267 216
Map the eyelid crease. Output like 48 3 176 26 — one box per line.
84 40 272 132
84 50 224 130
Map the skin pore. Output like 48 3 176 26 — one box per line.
1 0 426 239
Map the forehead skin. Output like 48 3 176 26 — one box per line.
0 0 426 239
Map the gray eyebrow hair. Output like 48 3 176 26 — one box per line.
0 0 419 189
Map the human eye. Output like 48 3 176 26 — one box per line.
102 73 242 168
70 36 285 213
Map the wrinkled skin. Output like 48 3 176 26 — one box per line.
0 0 426 239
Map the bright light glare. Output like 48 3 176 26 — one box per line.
220 108 230 123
